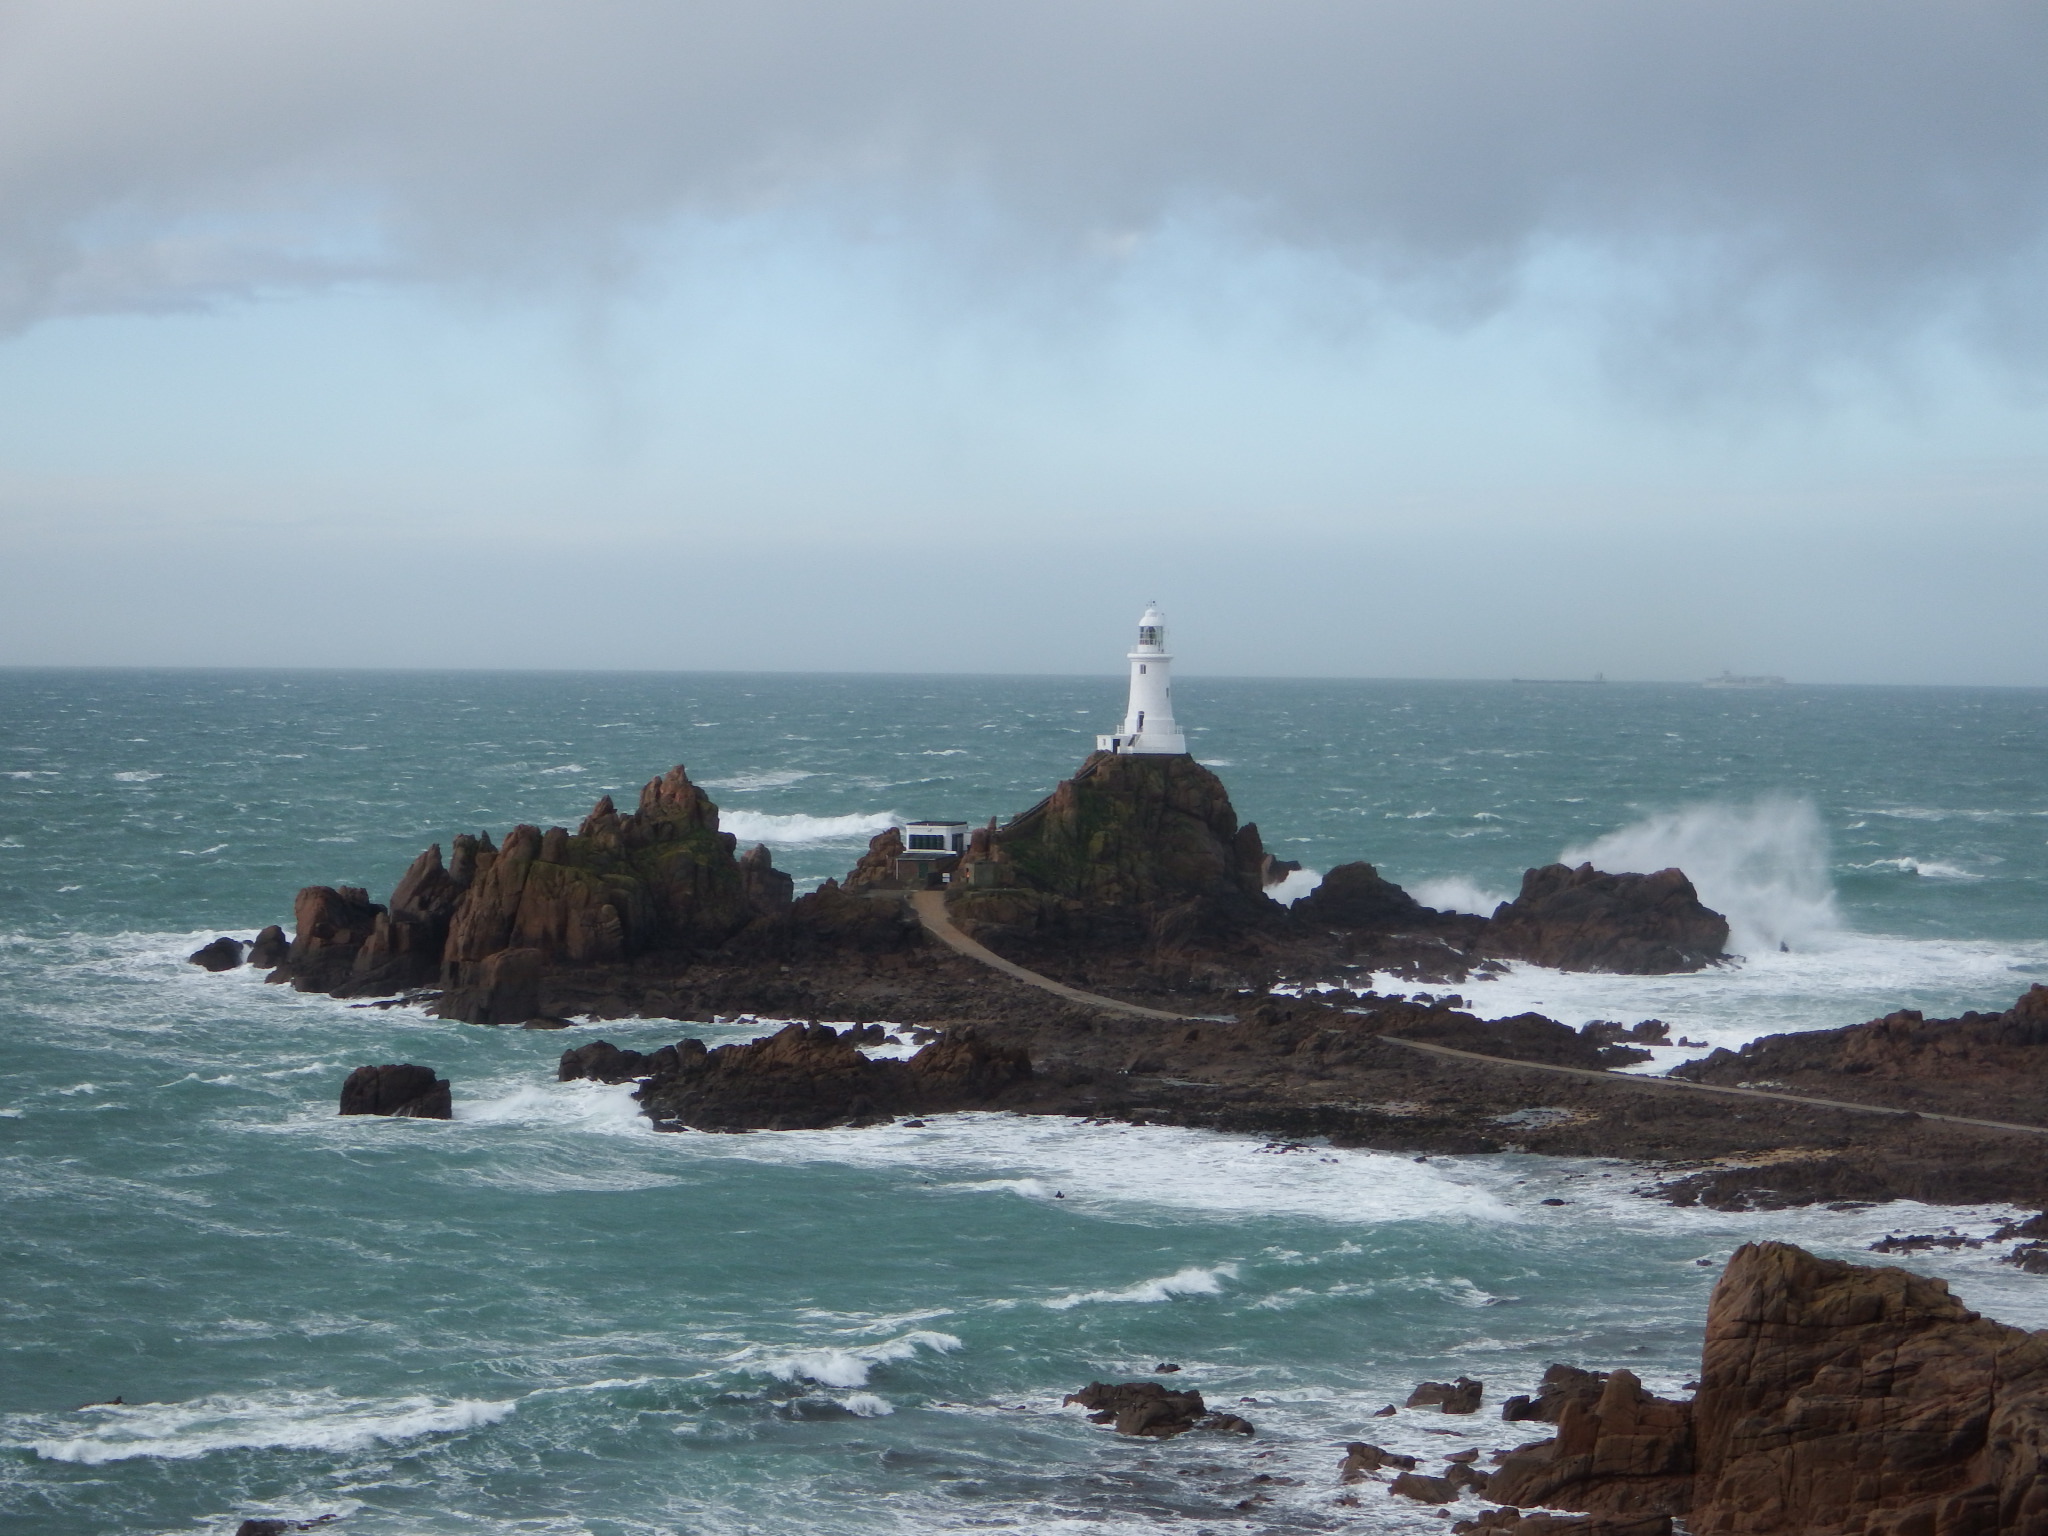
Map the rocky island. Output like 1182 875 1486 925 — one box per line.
193 750 2048 1216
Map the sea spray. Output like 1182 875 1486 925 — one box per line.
1563 796 1839 956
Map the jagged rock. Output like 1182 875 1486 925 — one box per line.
1689 1240 2048 1534
1296 861 1436 930
1063 1381 1251 1438
1340 1441 1419 1479
1389 1471 1461 1503
188 936 245 971
1502 1364 1611 1422
1407 1377 1484 1413
633 1022 1030 1132
1486 1368 1692 1518
1455 1514 1671 1536
288 886 386 991
338 1064 451 1119
350 843 470 991
557 1039 682 1083
248 924 290 969
1673 984 2048 1126
441 947 542 1027
738 843 794 919
844 827 906 890
1482 864 1729 974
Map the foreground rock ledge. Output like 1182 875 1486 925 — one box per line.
1454 1240 2048 1536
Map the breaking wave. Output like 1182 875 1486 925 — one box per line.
1409 875 1510 916
1042 1263 1238 1310
19 1389 514 1465
764 1329 962 1388
719 810 898 845
1562 796 1839 956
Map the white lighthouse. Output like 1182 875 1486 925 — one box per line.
1096 604 1189 755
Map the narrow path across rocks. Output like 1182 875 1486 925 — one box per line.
908 890 1230 1022
909 889 2048 1138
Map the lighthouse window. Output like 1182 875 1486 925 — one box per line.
1138 625 1160 647
1138 664 1146 674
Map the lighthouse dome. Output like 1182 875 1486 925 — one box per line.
1134 606 1167 652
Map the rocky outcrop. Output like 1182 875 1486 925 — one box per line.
248 924 290 969
631 1022 1031 1131
188 936 244 971
1482 864 1728 974
289 885 387 991
1674 984 2048 1126
338 1064 451 1119
266 766 799 1020
1296 861 1439 930
1485 1368 1693 1519
1502 1363 1612 1423
1340 1441 1419 1479
1064 1381 1254 1438
1407 1376 1485 1413
1688 1241 2048 1535
945 751 1279 954
1459 1242 2048 1536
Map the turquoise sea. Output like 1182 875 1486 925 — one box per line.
4 670 2048 1535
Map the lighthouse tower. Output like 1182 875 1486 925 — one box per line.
1095 604 1188 755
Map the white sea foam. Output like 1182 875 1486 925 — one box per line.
1410 875 1510 915
537 763 587 775
111 770 162 783
701 769 818 792
1266 867 1323 905
17 1388 514 1465
764 1329 962 1388
677 1113 1514 1227
455 1079 649 1135
1043 1264 1238 1310
1562 796 1839 955
719 810 898 845
1850 857 1983 880
1439 930 2048 1057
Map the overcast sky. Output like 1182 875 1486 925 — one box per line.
1 0 2044 682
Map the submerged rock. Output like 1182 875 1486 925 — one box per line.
337 1064 451 1119
188 936 245 971
1482 863 1728 974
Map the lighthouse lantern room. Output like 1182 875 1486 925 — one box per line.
1096 604 1189 755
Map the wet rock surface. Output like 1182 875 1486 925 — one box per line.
1482 863 1729 974
188 936 245 971
1448 1241 2048 1536
629 1022 1031 1132
1674 983 2048 1126
1063 1381 1254 1438
1406 1376 1485 1413
337 1064 451 1119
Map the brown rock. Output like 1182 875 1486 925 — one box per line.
442 946 543 1027
1389 1471 1460 1504
338 1064 451 1119
1407 1376 1484 1413
1340 1441 1418 1480
1296 861 1437 930
1689 1240 2048 1535
1483 863 1728 974
288 886 385 991
188 936 245 971
1062 1381 1250 1438
1485 1368 1692 1518
1502 1364 1611 1423
247 923 291 969
738 843 794 919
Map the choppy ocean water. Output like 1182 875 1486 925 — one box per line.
3 669 2047 1535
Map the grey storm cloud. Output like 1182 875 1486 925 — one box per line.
2 0 2044 355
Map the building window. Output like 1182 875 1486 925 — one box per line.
907 834 946 851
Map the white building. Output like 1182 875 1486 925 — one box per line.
1096 604 1189 755
902 821 970 854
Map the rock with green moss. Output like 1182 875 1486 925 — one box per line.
947 751 1279 952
